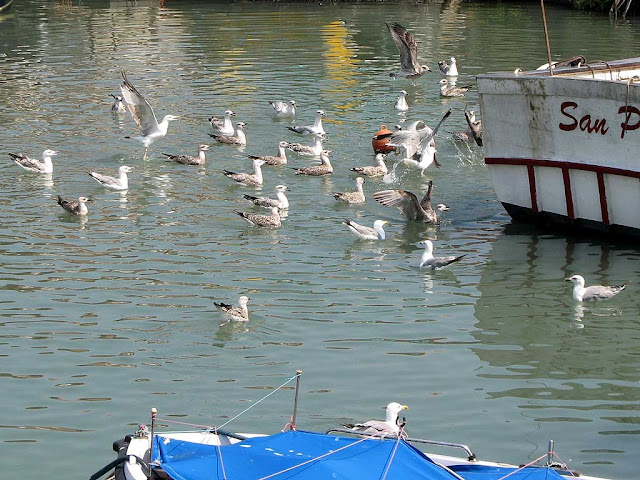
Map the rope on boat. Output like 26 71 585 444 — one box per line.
494 452 548 480
379 424 405 480
213 426 229 480
550 451 579 478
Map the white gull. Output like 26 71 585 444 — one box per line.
438 57 459 77
395 90 409 111
269 100 296 117
288 110 325 136
342 219 388 240
565 274 627 302
87 165 133 191
285 134 325 156
9 149 58 174
345 402 408 436
214 295 250 324
222 158 265 186
416 239 464 269
209 109 236 135
243 184 290 209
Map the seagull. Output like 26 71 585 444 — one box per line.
464 108 483 147
269 100 296 117
565 274 627 302
285 134 325 156
395 90 409 111
288 110 325 136
110 94 127 113
9 149 58 174
388 110 451 161
235 206 281 228
402 137 439 175
416 239 464 269
87 165 133 191
248 141 288 166
342 219 388 240
243 184 290 209
334 177 366 204
373 180 445 224
214 295 250 324
345 402 409 436
386 22 430 78
120 71 180 159
438 57 459 77
209 121 247 146
209 109 236 135
222 158 265 186
162 144 209 165
56 195 90 216
292 150 333 176
440 79 472 97
350 153 388 177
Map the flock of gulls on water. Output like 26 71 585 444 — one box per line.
8 22 627 333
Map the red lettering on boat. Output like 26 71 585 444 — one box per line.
619 105 640 139
559 101 609 135
559 101 578 131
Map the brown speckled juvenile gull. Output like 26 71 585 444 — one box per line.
350 153 388 177
9 149 58 174
248 141 288 166
243 185 290 209
57 195 90 216
209 121 247 146
439 79 472 97
334 177 365 204
292 150 333 176
285 134 325 156
162 144 209 166
386 22 430 78
565 274 627 302
222 159 265 186
373 180 447 224
214 295 250 324
235 206 281 228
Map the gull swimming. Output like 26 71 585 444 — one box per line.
285 134 325 156
416 239 464 269
120 71 180 159
269 100 296 117
243 184 290 209
565 274 627 302
386 22 430 78
373 180 446 223
248 141 288 166
87 165 133 191
110 94 127 113
395 90 409 111
292 149 333 176
222 158 265 186
334 177 366 204
209 109 236 135
9 149 58 174
345 402 408 436
438 57 459 77
57 195 90 216
288 110 325 136
209 121 247 146
350 153 388 177
440 79 472 97
162 144 209 165
342 219 388 240
235 206 281 228
214 295 250 324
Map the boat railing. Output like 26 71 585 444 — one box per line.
325 428 477 461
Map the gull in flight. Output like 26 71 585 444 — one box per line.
269 100 296 117
288 110 325 136
403 136 439 176
214 295 250 324
438 57 459 77
285 134 325 156
386 22 430 78
292 150 333 176
162 144 209 166
416 239 464 269
395 90 409 111
342 219 388 240
565 274 627 302
235 206 281 228
222 158 265 186
440 79 472 98
373 180 447 224
9 149 58 174
248 141 288 166
120 71 180 160
350 153 388 177
345 402 408 436
243 184 290 210
209 121 247 146
57 195 90 216
388 110 451 162
87 165 133 191
110 94 127 113
209 109 236 135
334 177 366 204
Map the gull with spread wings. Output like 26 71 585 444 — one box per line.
373 180 448 224
386 22 430 78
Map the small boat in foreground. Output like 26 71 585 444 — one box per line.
477 58 640 237
90 372 610 480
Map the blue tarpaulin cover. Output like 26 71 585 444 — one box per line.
152 430 566 480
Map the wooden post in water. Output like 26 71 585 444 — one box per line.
540 0 554 76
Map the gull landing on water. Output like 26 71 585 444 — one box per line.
57 195 90 216
416 239 464 270
269 100 296 117
342 219 388 240
386 22 430 78
345 402 408 436
243 184 290 210
87 165 133 191
120 71 180 160
9 149 58 174
288 110 325 136
209 109 236 135
222 158 265 186
162 144 209 166
214 295 250 324
565 274 627 302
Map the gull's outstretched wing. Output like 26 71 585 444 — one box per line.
373 189 423 221
120 71 160 136
386 22 419 73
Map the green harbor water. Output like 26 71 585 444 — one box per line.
1 1 639 478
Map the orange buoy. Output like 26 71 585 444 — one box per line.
372 124 396 154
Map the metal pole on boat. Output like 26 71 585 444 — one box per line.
540 0 554 76
547 439 555 465
150 407 157 442
290 370 302 431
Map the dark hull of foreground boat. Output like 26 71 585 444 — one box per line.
0 0 13 12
